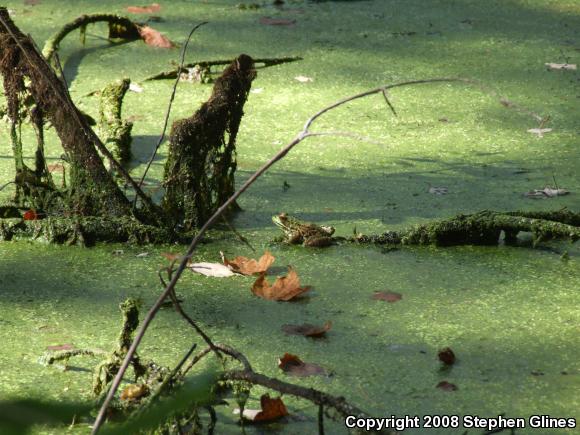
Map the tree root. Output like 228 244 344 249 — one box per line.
0 216 177 246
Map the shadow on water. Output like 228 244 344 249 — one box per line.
62 38 133 86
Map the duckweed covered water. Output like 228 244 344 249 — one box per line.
1 0 579 433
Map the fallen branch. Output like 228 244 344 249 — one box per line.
224 370 393 434
352 210 580 247
179 344 391 433
144 56 302 81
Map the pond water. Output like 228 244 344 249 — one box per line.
0 0 579 433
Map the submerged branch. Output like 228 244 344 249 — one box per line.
352 210 580 247
42 14 141 62
145 56 302 81
223 370 394 434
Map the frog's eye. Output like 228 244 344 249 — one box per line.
279 212 287 219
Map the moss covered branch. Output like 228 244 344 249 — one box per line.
352 210 580 247
98 78 133 166
42 14 141 62
145 56 302 81
162 54 256 230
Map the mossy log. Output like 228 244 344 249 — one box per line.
145 56 302 81
354 210 580 247
0 216 176 246
162 54 256 230
0 9 133 217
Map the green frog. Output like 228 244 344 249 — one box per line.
272 213 335 247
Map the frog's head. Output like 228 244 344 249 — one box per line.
272 212 292 232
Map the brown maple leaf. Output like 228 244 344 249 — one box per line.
224 250 275 275
126 3 161 14
278 353 325 377
282 321 332 338
251 267 311 301
137 25 175 48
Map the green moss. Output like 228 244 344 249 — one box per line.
98 78 133 166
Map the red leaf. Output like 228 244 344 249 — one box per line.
251 394 289 422
372 291 402 303
137 25 175 48
438 347 456 366
126 3 161 14
259 17 296 26
436 381 458 391
23 209 38 220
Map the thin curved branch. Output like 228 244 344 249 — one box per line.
42 14 141 62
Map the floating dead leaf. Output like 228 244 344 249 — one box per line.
126 3 161 13
137 25 175 48
294 75 313 83
251 267 310 301
524 187 570 199
190 262 235 277
129 82 143 93
136 252 149 258
46 344 74 351
436 381 458 391
545 63 577 71
259 16 296 26
23 209 39 220
224 250 275 276
47 163 64 173
120 383 149 401
531 370 545 376
250 88 264 94
527 128 552 137
282 321 332 338
234 394 289 422
438 347 456 366
278 353 325 377
429 186 448 195
372 291 402 303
